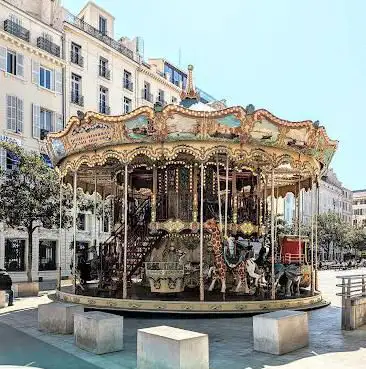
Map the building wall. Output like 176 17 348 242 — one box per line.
353 190 366 228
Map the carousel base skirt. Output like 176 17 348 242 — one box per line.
54 289 329 315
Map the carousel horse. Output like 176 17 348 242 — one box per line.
204 219 249 293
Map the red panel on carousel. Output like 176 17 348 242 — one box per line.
281 236 305 264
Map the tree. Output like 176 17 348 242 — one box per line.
0 143 68 282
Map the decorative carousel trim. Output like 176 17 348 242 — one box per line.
55 290 326 314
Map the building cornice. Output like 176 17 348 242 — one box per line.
138 65 181 93
0 30 65 67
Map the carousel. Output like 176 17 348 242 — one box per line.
48 66 337 313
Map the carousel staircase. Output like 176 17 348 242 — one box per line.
101 198 163 281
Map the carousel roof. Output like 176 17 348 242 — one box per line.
46 65 338 187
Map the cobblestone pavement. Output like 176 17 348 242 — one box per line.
0 270 365 369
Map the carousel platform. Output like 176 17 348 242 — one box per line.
54 287 329 315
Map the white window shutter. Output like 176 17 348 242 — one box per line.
16 53 24 78
55 113 63 132
31 60 40 84
7 95 16 131
0 148 6 172
16 98 24 133
32 104 41 139
55 69 62 94
0 46 6 71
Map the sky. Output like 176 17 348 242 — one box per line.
62 0 366 190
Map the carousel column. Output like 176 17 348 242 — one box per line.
152 165 157 222
271 168 275 300
310 180 315 295
94 170 98 250
58 174 63 291
298 174 302 262
216 154 222 230
232 169 237 226
123 164 129 299
199 162 205 302
72 170 78 294
315 178 320 291
224 155 229 237
193 164 198 223
264 175 268 230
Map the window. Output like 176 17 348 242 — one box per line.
0 46 24 77
5 239 25 271
124 97 132 114
158 89 165 104
172 96 178 104
123 70 133 91
40 108 53 139
40 66 52 89
6 151 19 171
103 216 109 233
77 213 86 231
99 16 107 35
39 240 56 271
6 95 23 133
143 82 151 101
71 73 82 105
99 86 109 114
71 42 83 66
99 57 109 79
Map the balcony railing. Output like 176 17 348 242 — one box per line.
71 93 84 107
99 105 110 115
4 19 30 42
156 98 167 106
64 11 135 61
70 51 84 67
142 90 153 103
123 79 133 91
37 36 60 57
99 67 111 80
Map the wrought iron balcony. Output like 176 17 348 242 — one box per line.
157 98 167 106
37 36 60 58
99 67 111 80
71 93 84 107
142 90 153 103
123 79 133 91
4 19 30 42
70 51 84 67
99 105 110 115
64 11 135 61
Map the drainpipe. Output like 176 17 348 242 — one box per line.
61 34 66 129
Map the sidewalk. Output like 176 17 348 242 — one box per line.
0 270 365 369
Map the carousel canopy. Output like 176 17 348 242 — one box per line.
46 65 337 195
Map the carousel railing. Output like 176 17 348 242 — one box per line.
145 262 184 271
280 253 305 264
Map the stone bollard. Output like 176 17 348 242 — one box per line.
38 302 84 334
253 310 308 355
74 311 124 354
137 325 209 369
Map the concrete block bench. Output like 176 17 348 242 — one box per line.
253 310 308 355
38 302 83 334
0 290 9 308
74 311 123 354
137 325 209 369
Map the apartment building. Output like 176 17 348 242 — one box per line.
353 190 366 228
0 0 223 285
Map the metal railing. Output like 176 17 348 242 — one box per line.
37 36 60 57
71 93 84 107
64 11 135 61
99 105 110 115
70 51 84 67
336 274 366 299
99 67 111 80
142 90 154 103
4 19 30 42
281 253 305 264
123 79 133 91
145 262 184 271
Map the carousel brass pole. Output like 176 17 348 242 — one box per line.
216 154 222 231
264 175 268 229
200 162 205 301
123 164 128 299
152 165 157 222
193 164 198 222
315 178 319 291
58 174 63 291
298 173 301 263
232 168 237 225
271 168 275 300
310 180 315 295
72 170 77 294
94 169 97 250
224 154 229 238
